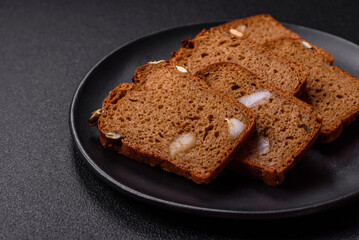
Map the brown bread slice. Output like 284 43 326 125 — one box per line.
195 62 322 186
217 14 334 63
265 38 359 143
171 28 307 96
96 60 255 184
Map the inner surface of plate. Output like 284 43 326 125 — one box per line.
70 22 359 219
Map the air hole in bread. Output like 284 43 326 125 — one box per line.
201 53 209 58
208 115 214 123
231 85 240 91
238 55 245 60
203 125 214 141
229 43 241 47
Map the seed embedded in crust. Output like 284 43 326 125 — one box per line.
301 41 312 49
105 132 122 140
148 60 165 64
89 108 103 126
175 65 188 73
229 28 243 37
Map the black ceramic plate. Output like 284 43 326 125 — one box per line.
70 22 359 219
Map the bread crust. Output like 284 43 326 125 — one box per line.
230 106 321 186
97 61 256 184
218 14 334 64
265 38 359 143
234 87 322 186
195 62 322 186
171 28 308 97
317 67 359 143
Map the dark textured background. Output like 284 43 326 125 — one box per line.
1 0 359 239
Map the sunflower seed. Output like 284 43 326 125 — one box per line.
148 60 165 64
175 65 188 73
229 28 243 37
105 132 122 140
88 109 103 126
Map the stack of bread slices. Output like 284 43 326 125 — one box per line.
89 14 359 186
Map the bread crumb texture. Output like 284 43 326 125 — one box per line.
171 27 306 96
218 14 334 63
98 61 255 184
265 38 359 142
196 62 321 186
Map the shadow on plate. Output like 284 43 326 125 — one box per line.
71 138 359 238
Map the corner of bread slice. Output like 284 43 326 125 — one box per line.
218 14 300 44
132 59 172 84
220 15 334 64
97 82 136 151
102 83 136 108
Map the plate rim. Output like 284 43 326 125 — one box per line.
69 21 359 220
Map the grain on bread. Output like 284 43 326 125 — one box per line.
96 60 255 184
217 14 334 63
265 38 359 143
195 62 322 186
171 28 307 96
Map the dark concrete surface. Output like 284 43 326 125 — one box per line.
1 0 359 239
